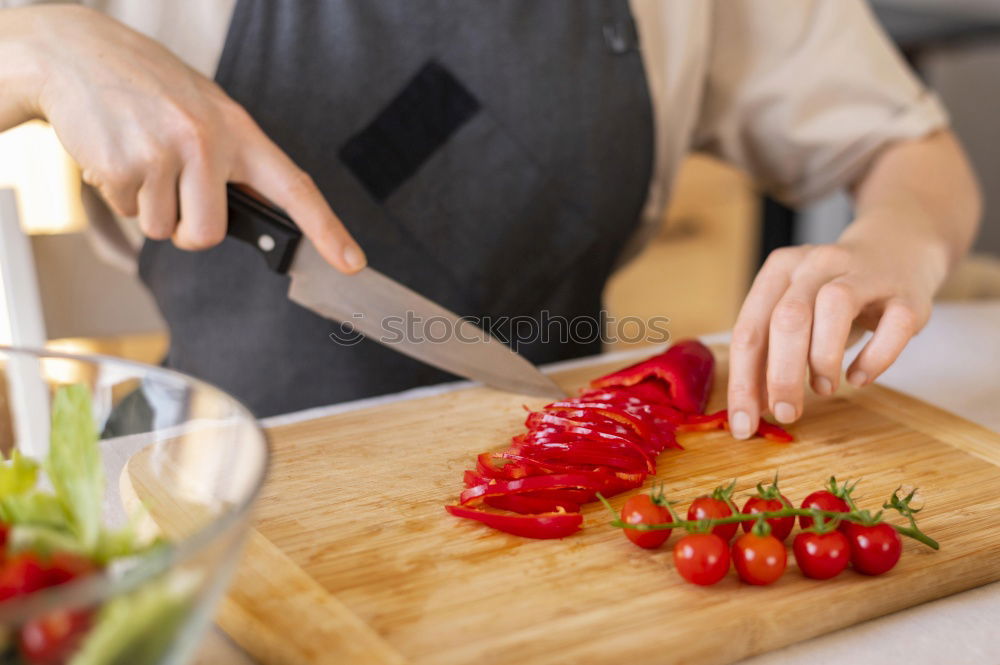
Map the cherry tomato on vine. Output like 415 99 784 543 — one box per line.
793 530 850 579
688 497 737 541
848 522 902 575
673 533 730 585
799 478 855 530
687 480 738 541
732 531 787 585
20 610 92 665
741 495 794 542
621 493 671 549
799 490 850 530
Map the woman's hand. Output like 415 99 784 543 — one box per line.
7 5 365 272
727 131 980 439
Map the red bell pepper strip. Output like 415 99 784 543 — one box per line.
484 494 581 514
476 452 542 480
676 409 794 442
463 469 489 488
579 380 677 407
523 412 656 472
755 419 795 443
512 441 651 474
460 473 625 506
590 339 715 414
542 405 670 452
676 410 728 432
444 505 582 539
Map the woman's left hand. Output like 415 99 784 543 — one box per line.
726 213 948 439
726 130 981 440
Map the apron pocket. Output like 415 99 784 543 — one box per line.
382 110 598 315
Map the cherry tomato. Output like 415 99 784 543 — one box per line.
673 533 730 585
799 490 850 530
621 494 671 549
43 553 95 587
0 554 50 601
687 497 737 542
741 495 794 542
793 530 850 579
847 522 902 575
731 532 787 585
20 610 92 665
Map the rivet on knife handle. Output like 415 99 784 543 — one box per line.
225 184 303 274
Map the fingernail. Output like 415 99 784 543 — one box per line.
814 376 833 396
847 370 868 387
774 402 796 424
730 411 752 440
343 244 367 272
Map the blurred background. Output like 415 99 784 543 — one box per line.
1 0 999 368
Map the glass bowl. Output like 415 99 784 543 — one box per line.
0 346 269 665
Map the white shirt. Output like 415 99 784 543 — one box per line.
3 0 949 263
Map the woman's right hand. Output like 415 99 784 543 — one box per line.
6 5 366 272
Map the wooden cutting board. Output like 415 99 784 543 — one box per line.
199 348 1000 665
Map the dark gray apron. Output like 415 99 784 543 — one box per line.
139 0 654 417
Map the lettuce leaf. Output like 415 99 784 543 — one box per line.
47 385 104 551
0 492 70 531
0 450 39 497
69 573 194 665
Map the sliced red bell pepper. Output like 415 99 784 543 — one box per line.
676 410 728 432
675 409 794 442
590 339 715 414
445 505 583 539
484 494 580 514
523 412 656 472
476 452 541 480
755 419 795 443
463 469 489 488
460 473 625 506
512 441 651 474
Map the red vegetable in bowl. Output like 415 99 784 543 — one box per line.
20 609 93 665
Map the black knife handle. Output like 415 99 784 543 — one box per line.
226 185 303 273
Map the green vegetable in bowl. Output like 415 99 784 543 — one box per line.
0 385 191 665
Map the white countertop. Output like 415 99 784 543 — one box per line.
195 300 1000 665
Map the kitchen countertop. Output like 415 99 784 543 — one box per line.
193 299 1000 665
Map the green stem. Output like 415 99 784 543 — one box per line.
606 506 939 550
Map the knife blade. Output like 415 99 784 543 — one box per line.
225 185 567 399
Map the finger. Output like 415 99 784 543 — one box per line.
808 279 865 396
846 299 924 387
137 168 179 241
766 247 850 423
235 126 365 274
174 154 227 251
84 168 141 218
728 247 803 439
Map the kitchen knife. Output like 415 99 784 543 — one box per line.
225 185 567 399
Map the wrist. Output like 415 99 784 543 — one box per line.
0 8 53 123
841 204 952 295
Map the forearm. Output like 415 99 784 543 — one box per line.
845 130 982 288
0 8 47 130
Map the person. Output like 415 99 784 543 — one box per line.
0 1 981 435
